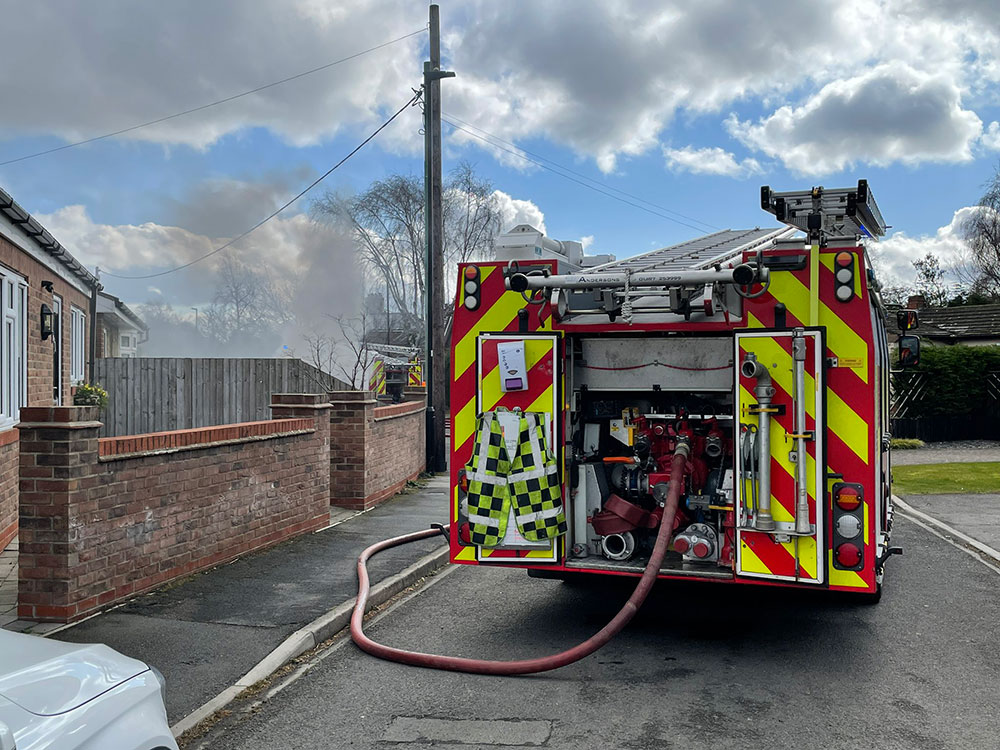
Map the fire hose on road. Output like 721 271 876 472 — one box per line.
350 441 691 675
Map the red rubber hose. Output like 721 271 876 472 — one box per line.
350 444 689 675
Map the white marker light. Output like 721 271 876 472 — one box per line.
464 295 478 310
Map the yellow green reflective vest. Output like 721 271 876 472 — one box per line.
465 410 566 548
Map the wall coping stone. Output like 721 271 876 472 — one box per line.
327 391 377 403
20 406 101 423
99 418 315 459
17 420 103 430
271 393 330 406
373 400 426 422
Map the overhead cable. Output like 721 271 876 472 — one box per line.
101 91 421 280
442 117 711 233
0 28 427 167
443 112 717 232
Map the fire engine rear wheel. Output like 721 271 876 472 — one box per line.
843 581 883 605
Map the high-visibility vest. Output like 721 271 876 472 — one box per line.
465 410 566 547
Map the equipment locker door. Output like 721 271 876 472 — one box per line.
473 332 562 563
734 329 826 584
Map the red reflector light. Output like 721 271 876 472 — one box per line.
835 543 862 568
835 251 853 267
835 487 862 512
464 265 479 279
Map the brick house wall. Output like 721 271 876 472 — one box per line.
0 231 94 552
0 234 93 406
329 391 426 510
17 394 331 623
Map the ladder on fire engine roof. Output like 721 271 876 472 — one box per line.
581 227 796 276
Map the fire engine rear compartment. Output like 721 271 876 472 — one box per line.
563 333 738 579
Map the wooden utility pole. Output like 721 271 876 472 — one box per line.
424 3 454 472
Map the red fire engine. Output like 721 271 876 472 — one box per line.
447 181 904 600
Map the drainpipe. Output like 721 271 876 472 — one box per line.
88 268 102 385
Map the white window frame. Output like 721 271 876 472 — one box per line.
0 267 27 430
70 305 86 384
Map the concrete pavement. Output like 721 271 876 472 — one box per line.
53 475 449 724
898 493 1000 553
197 513 1000 750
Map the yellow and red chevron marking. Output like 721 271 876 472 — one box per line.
368 359 385 396
744 246 877 591
408 360 422 385
737 332 822 581
449 261 557 561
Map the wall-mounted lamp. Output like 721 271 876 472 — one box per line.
40 304 54 340
41 280 54 292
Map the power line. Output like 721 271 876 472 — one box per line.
441 113 718 232
102 91 421 280
0 28 427 167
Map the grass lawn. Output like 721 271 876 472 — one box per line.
893 462 1000 495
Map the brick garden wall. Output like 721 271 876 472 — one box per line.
329 391 426 510
17 395 331 622
0 430 18 551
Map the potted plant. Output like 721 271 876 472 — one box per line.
73 382 109 409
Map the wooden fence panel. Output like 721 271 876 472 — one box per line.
93 358 348 437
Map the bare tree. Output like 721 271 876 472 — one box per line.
960 164 1000 298
203 255 292 347
331 310 380 390
312 161 503 346
912 252 950 307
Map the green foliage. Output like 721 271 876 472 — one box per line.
890 438 926 450
893 345 1000 416
892 462 1000 495
73 382 108 409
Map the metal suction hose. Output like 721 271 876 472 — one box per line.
350 442 691 675
741 354 775 531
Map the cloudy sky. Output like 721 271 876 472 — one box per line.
2 0 1000 326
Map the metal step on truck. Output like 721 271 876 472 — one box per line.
448 181 908 600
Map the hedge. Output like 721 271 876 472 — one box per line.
892 345 1000 417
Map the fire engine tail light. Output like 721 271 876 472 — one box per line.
463 265 480 311
831 481 864 571
835 543 862 568
835 485 861 512
833 251 855 302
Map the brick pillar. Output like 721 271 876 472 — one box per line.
270 393 332 518
325 391 376 509
17 406 102 622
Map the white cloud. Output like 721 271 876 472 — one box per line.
2 1 999 178
580 235 595 250
493 190 546 234
872 206 977 283
728 63 983 175
0 1 426 152
981 121 1000 151
662 145 762 178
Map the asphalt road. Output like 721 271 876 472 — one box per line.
202 514 1000 750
